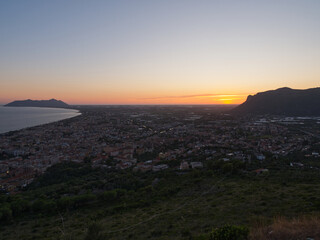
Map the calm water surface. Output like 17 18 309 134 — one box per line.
0 106 81 134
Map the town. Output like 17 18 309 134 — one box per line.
1 106 320 193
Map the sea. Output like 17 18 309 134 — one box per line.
0 106 81 134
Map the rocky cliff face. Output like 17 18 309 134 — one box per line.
231 87 320 116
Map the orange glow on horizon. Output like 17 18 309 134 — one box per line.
0 82 250 105
62 94 248 105
1 93 248 105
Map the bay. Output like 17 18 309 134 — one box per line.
0 106 80 134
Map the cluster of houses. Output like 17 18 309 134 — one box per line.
0 108 319 193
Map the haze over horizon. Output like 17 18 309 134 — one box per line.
1 0 320 105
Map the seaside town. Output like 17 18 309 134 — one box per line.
0 106 320 193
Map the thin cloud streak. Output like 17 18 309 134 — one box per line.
139 94 249 100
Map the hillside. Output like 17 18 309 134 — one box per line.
1 161 320 240
231 87 320 116
5 99 69 108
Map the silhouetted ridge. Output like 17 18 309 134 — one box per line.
5 99 69 108
231 87 320 116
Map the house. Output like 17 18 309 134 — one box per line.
152 164 169 172
133 163 153 172
116 161 132 170
180 161 189 170
290 162 304 167
190 162 203 169
255 154 266 161
253 168 269 174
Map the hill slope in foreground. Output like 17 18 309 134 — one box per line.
5 99 69 108
1 162 320 240
231 87 320 116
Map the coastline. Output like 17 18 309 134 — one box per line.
0 106 82 135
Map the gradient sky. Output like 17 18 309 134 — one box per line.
1 0 320 104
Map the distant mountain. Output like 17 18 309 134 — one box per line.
5 99 69 108
231 87 320 116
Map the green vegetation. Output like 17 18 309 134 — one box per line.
84 222 104 240
0 161 320 239
210 225 249 240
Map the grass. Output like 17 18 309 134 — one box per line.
250 215 320 240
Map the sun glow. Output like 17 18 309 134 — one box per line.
218 98 239 104
133 94 247 105
0 1 320 105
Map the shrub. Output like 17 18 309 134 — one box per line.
221 163 233 174
0 205 13 221
84 222 104 240
10 199 30 215
58 196 73 210
100 190 117 202
32 199 46 212
210 225 249 240
32 199 56 213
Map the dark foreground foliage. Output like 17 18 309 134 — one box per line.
210 225 249 240
1 160 320 239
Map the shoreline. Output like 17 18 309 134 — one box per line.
0 107 82 135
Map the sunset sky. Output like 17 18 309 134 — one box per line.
1 0 320 105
